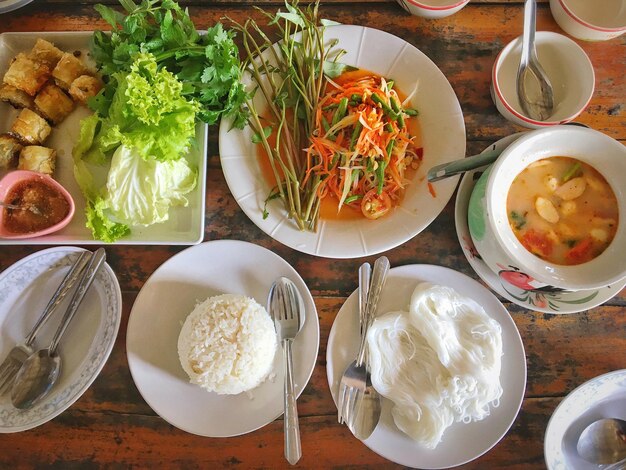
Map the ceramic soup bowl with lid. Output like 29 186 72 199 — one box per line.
468 126 626 292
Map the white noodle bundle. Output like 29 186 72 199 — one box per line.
367 282 503 449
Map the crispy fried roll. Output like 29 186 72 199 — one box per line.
10 108 52 145
68 75 103 104
28 38 64 70
52 52 89 90
18 145 56 176
0 134 23 169
2 53 50 96
0 83 35 109
34 83 74 124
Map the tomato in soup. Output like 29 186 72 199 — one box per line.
506 157 618 266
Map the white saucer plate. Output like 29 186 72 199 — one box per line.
454 134 626 314
126 240 320 437
0 247 122 432
219 25 465 259
326 264 527 468
544 369 626 470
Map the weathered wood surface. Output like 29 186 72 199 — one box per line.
0 0 625 468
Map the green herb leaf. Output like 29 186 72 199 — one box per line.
252 125 272 144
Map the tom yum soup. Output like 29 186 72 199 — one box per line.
506 157 618 266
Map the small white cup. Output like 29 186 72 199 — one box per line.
468 126 626 291
396 0 470 19
491 31 594 128
549 0 626 41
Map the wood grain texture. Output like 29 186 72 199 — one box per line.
0 0 625 468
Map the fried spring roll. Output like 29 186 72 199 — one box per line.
0 83 34 109
28 38 64 70
2 53 50 96
52 52 89 90
18 145 56 176
68 75 103 104
10 108 52 145
0 134 23 169
34 83 74 124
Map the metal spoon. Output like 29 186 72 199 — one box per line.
577 418 626 465
427 122 591 182
0 201 42 215
10 248 106 409
517 0 554 121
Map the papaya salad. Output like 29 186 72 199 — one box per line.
234 1 423 231
307 72 422 220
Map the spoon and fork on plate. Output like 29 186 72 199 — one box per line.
0 248 106 409
337 256 389 440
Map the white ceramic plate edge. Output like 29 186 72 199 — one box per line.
0 246 122 433
125 239 320 438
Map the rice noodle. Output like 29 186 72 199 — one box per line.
367 282 503 449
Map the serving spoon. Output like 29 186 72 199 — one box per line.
10 248 106 410
517 0 554 121
577 418 626 465
426 122 590 182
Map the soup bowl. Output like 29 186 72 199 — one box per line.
468 126 626 292
549 0 626 41
0 170 75 239
396 0 470 19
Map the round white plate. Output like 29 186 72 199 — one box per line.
454 135 626 314
326 264 527 468
126 240 320 437
0 0 33 14
0 247 122 433
219 25 465 259
545 369 626 470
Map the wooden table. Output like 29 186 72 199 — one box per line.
1 1 624 468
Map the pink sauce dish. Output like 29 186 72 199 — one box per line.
0 170 75 239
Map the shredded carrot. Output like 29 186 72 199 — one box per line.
305 73 422 213
428 182 436 198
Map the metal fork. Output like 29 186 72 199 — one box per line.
338 262 370 424
0 250 91 395
268 277 305 466
337 256 389 430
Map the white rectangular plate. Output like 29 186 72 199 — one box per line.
0 32 207 245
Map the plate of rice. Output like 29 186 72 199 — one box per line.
126 240 320 437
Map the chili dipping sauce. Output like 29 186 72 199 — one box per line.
3 179 70 234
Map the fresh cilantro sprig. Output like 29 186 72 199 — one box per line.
91 0 248 127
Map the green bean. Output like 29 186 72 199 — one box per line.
332 97 349 126
350 121 363 150
404 108 419 116
321 115 331 133
350 93 362 103
386 138 395 157
344 194 362 204
385 122 394 133
390 97 400 114
371 93 393 115
376 160 387 194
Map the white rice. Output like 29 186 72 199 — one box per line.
177 294 277 395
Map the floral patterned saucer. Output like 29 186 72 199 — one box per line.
454 134 626 314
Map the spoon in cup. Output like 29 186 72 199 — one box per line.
517 0 554 121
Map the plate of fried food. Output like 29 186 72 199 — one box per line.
0 32 207 244
219 16 465 258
